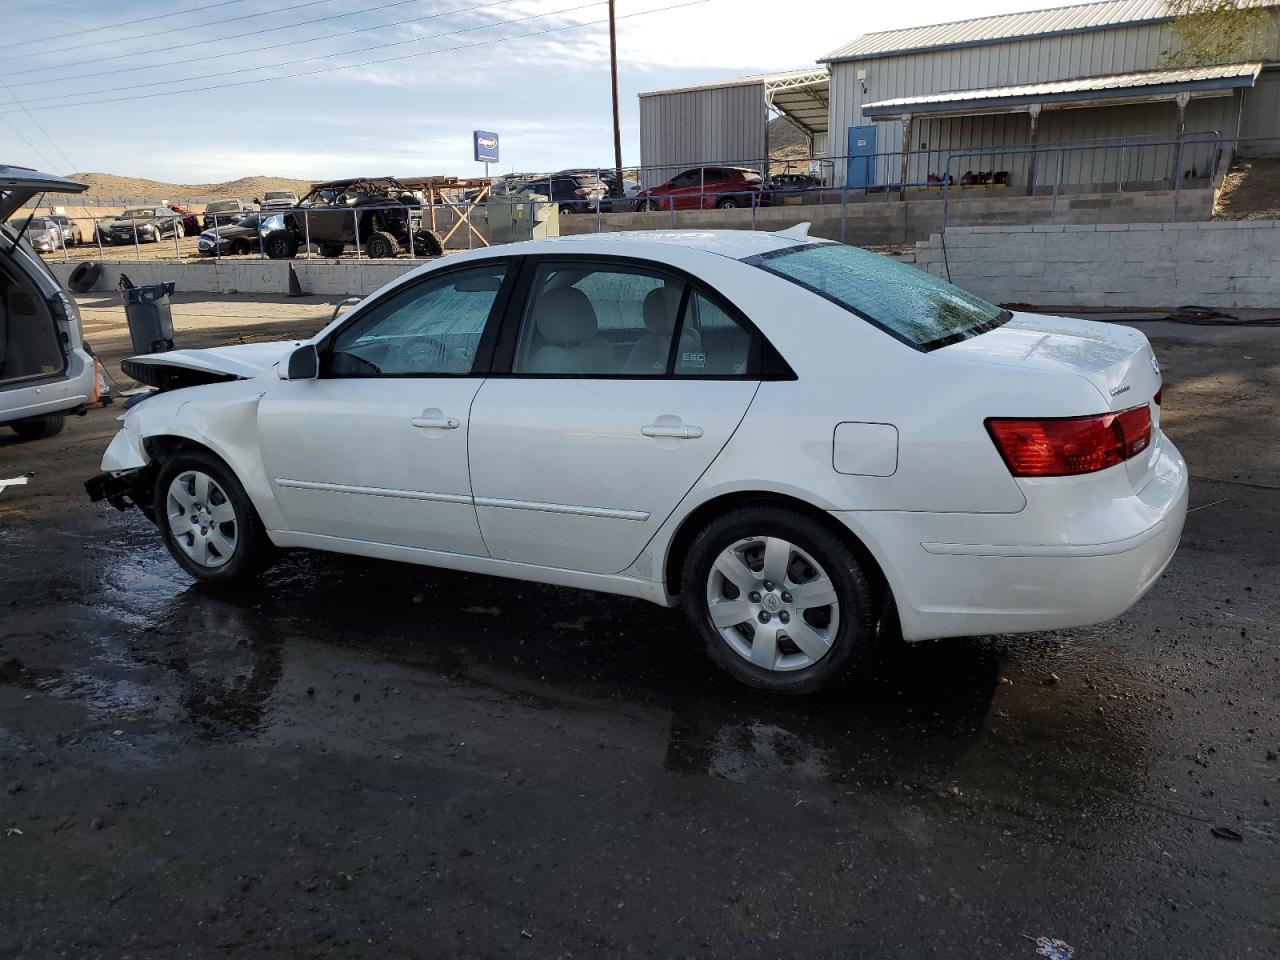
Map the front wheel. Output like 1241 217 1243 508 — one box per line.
637 199 660 213
264 230 298 260
154 449 273 583
681 507 875 694
715 197 740 209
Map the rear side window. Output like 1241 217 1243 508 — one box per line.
745 243 1009 350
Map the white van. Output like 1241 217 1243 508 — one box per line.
1 165 98 440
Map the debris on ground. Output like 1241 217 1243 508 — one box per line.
0 474 33 494
1210 826 1244 841
1025 935 1074 959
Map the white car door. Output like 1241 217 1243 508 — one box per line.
467 258 766 575
257 260 512 556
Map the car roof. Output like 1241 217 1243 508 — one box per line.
518 228 818 261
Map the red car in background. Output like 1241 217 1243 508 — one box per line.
633 166 770 211
168 204 201 237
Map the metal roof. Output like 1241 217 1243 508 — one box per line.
822 0 1278 62
861 62 1264 116
638 68 830 134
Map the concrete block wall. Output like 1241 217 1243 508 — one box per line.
913 220 1280 309
49 258 426 298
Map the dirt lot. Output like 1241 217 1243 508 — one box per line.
0 297 1277 958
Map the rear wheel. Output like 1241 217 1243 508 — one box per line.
366 230 400 259
716 197 740 209
638 199 661 213
318 241 345 258
681 506 875 694
10 415 65 441
154 449 272 584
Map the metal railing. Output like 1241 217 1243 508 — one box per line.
25 134 1280 263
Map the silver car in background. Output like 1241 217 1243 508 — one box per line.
1 166 98 440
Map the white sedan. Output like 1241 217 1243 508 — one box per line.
88 227 1188 693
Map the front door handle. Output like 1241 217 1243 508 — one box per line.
411 414 460 429
642 423 703 440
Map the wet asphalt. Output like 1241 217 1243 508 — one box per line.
0 303 1276 959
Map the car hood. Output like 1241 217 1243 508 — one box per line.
112 216 161 227
203 222 255 238
940 311 1160 411
127 341 300 381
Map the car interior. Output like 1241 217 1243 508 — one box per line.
0 250 63 386
513 265 752 376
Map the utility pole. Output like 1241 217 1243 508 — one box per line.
609 0 623 198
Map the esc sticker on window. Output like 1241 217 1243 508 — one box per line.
681 351 706 369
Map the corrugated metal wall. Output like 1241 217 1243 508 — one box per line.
638 84 768 188
1241 68 1280 150
826 16 1280 185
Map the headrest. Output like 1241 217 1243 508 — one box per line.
534 287 597 344
642 286 682 335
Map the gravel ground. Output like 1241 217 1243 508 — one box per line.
0 296 1276 959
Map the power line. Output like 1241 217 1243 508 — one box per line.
11 0 252 47
0 78 76 172
0 115 57 170
19 0 605 107
0 0 705 115
9 0 497 87
1 0 347 61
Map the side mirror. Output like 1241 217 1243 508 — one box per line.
279 343 319 380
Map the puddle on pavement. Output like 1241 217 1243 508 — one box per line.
3 513 1156 830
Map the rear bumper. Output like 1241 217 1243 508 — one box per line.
1 351 95 426
838 435 1189 641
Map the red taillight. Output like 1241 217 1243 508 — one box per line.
986 404 1152 477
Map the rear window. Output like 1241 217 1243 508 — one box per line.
744 243 1009 350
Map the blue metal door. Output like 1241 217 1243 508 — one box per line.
846 125 877 187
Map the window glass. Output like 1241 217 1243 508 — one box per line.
328 264 506 376
702 169 726 182
675 292 754 376
670 171 699 187
513 263 681 376
745 243 1009 350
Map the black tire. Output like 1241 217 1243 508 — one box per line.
681 506 875 694
68 260 102 292
264 230 298 260
716 197 740 209
637 199 660 213
318 242 345 258
414 230 443 258
153 448 273 584
366 230 399 259
230 239 249 256
11 415 65 441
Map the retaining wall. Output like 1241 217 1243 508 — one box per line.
913 220 1280 309
50 258 425 297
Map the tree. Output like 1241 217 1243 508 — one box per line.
1164 0 1278 66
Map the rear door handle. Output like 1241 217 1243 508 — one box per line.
642 423 703 439
411 415 460 429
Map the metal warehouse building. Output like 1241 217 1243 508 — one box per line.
639 0 1280 192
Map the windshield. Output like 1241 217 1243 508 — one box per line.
263 192 293 201
121 208 156 219
745 242 1010 350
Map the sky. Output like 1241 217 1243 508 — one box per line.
0 0 1088 182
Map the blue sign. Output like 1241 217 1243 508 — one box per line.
473 130 499 164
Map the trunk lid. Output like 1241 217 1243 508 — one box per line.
0 166 88 222
943 312 1161 411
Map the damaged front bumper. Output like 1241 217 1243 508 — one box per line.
85 469 148 511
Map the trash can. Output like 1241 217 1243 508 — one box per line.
121 282 175 353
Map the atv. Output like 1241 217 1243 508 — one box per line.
260 176 444 260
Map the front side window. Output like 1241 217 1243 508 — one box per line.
745 242 1009 350
669 171 699 187
328 263 507 376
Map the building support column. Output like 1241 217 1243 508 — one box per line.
898 113 912 201
1172 91 1191 183
1025 103 1042 196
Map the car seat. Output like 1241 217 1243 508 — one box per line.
525 288 615 374
623 286 702 374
